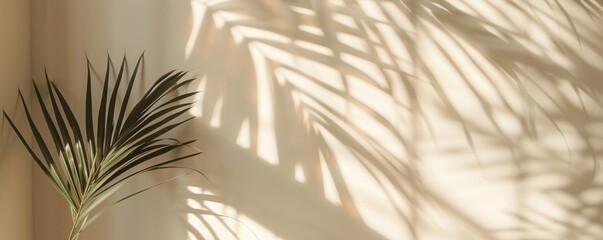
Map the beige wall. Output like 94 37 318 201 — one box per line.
0 0 32 239
30 0 603 240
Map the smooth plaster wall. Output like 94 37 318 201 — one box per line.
31 0 603 240
0 0 32 239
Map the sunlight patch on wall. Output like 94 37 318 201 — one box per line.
337 32 369 52
347 74 397 123
526 23 575 70
294 163 307 183
289 5 315 16
318 151 342 206
381 1 413 31
290 57 343 90
341 53 387 87
236 118 251 149
299 25 324 36
332 13 358 29
251 42 279 165
319 126 409 239
186 187 280 240
212 10 250 29
190 76 207 117
185 189 236 240
293 40 333 56
209 96 224 128
232 26 288 44
358 0 387 22
186 0 208 60
278 68 346 114
187 186 204 194
237 215 283 240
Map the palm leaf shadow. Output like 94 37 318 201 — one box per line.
420 0 603 239
179 0 603 239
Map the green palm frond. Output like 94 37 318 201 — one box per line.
3 54 201 240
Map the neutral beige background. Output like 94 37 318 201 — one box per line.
0 0 32 239
24 0 603 240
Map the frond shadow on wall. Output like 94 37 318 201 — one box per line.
176 0 603 239
416 0 603 239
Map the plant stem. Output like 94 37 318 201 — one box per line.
68 208 83 240
67 218 80 240
69 170 94 240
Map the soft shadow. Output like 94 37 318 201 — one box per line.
163 0 603 239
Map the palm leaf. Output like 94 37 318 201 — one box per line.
3 54 201 240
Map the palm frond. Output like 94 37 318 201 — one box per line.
3 54 201 240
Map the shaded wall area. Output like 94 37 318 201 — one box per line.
0 0 32 239
30 0 603 240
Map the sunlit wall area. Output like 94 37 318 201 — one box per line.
182 0 603 239
30 0 603 240
0 0 32 239
416 1 603 239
